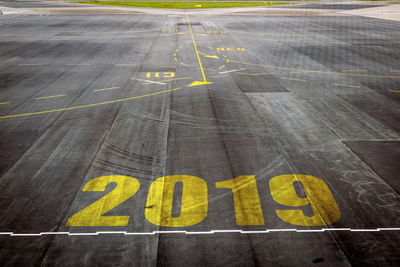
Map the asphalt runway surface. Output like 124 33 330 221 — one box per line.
1 2 400 266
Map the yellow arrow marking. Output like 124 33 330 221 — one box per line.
186 15 213 87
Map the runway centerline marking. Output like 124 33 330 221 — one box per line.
35 94 66 100
186 15 213 87
131 78 166 85
93 87 120 92
0 88 181 120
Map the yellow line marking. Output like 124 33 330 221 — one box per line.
209 75 226 78
160 65 176 68
93 87 120 92
332 83 361 88
281 77 307 82
389 90 400 93
18 64 41 66
35 94 66 100
342 70 367 72
114 64 136 67
174 58 178 62
186 15 212 87
0 102 10 105
198 51 219 59
66 64 90 66
237 72 273 76
198 34 208 36
228 59 400 78
217 65 225 70
1 88 181 120
180 62 191 67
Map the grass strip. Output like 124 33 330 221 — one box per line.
70 1 295 9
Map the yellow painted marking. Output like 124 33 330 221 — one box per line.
174 58 178 62
198 51 219 59
238 72 273 76
114 64 136 67
0 88 181 119
145 175 208 227
229 59 400 78
269 174 340 226
198 34 208 36
66 175 140 226
35 94 66 100
342 70 367 72
93 87 120 92
174 53 177 57
18 64 41 66
186 15 213 87
281 77 307 82
160 65 175 68
389 90 400 93
176 32 185 35
217 65 225 70
66 64 90 66
180 62 191 67
0 102 10 105
209 75 226 78
216 176 264 225
332 83 361 88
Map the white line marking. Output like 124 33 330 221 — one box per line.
219 68 247 74
2 228 400 237
131 78 166 85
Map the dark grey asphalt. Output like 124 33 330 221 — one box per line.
1 3 400 267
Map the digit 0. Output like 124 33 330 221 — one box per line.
145 175 208 227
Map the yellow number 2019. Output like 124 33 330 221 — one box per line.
269 174 341 226
67 174 340 227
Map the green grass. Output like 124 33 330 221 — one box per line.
70 1 295 9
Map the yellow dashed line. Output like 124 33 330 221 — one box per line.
228 59 400 78
35 94 66 100
180 62 191 67
114 64 136 67
389 90 400 93
0 102 10 105
93 87 120 92
217 65 225 70
198 34 208 36
332 83 361 88
342 70 367 72
281 77 307 82
66 64 90 66
174 58 178 62
1 88 182 119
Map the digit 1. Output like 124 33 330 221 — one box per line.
216 175 265 225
